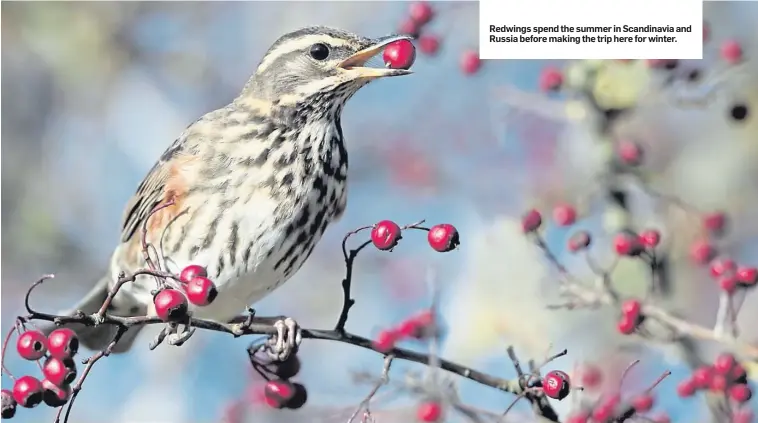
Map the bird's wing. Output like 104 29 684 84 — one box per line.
119 135 200 244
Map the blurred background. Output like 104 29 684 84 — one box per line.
2 2 758 422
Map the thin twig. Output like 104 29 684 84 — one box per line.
347 355 394 423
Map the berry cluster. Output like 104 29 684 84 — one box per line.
521 205 579 234
152 264 218 322
562 364 672 423
370 220 459 253
394 2 481 75
683 211 758 296
616 299 643 335
372 309 435 353
258 355 307 410
2 328 79 418
677 353 752 407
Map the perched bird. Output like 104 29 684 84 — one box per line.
43 26 413 358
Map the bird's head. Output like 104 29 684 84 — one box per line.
240 26 413 110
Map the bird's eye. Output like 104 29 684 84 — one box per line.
309 43 330 61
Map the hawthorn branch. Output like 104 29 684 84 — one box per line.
347 355 394 423
29 309 561 420
55 327 127 423
540 235 758 360
16 216 561 422
335 219 430 333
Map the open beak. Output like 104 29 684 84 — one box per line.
337 35 414 79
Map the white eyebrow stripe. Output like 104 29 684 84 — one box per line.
257 35 354 74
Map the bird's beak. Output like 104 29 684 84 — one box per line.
337 35 414 79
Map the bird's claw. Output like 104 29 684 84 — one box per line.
230 324 245 337
167 328 195 346
89 313 105 326
265 317 301 361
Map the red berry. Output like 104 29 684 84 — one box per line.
539 67 563 92
617 140 644 166
552 204 577 226
631 394 654 412
719 276 739 294
639 229 661 248
721 39 743 64
371 220 402 251
383 40 416 70
711 258 737 278
568 231 591 252
184 276 218 306
272 354 301 379
733 409 755 423
621 299 642 319
409 1 434 26
460 50 481 75
179 265 208 284
578 364 602 389
714 353 737 375
283 382 308 409
46 328 79 360
565 411 590 423
12 376 43 408
41 379 71 408
737 266 758 286
710 374 728 392
398 19 420 39
692 366 714 389
263 380 294 409
397 318 422 339
373 329 397 353
521 209 542 233
703 212 728 236
617 315 637 335
427 223 460 252
542 370 571 400
416 401 443 422
16 330 48 361
418 35 440 56
729 384 752 403
398 310 434 339
1 389 17 419
690 239 716 265
591 401 615 422
42 357 77 387
613 231 643 256
153 288 189 322
677 378 696 397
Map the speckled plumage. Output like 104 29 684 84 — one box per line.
46 26 412 353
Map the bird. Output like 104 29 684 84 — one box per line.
42 26 413 359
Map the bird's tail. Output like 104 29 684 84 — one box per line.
39 277 146 354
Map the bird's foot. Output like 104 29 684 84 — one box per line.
167 326 195 346
89 312 105 326
265 317 301 362
150 322 196 349
229 308 257 337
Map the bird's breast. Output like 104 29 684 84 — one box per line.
179 143 347 321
